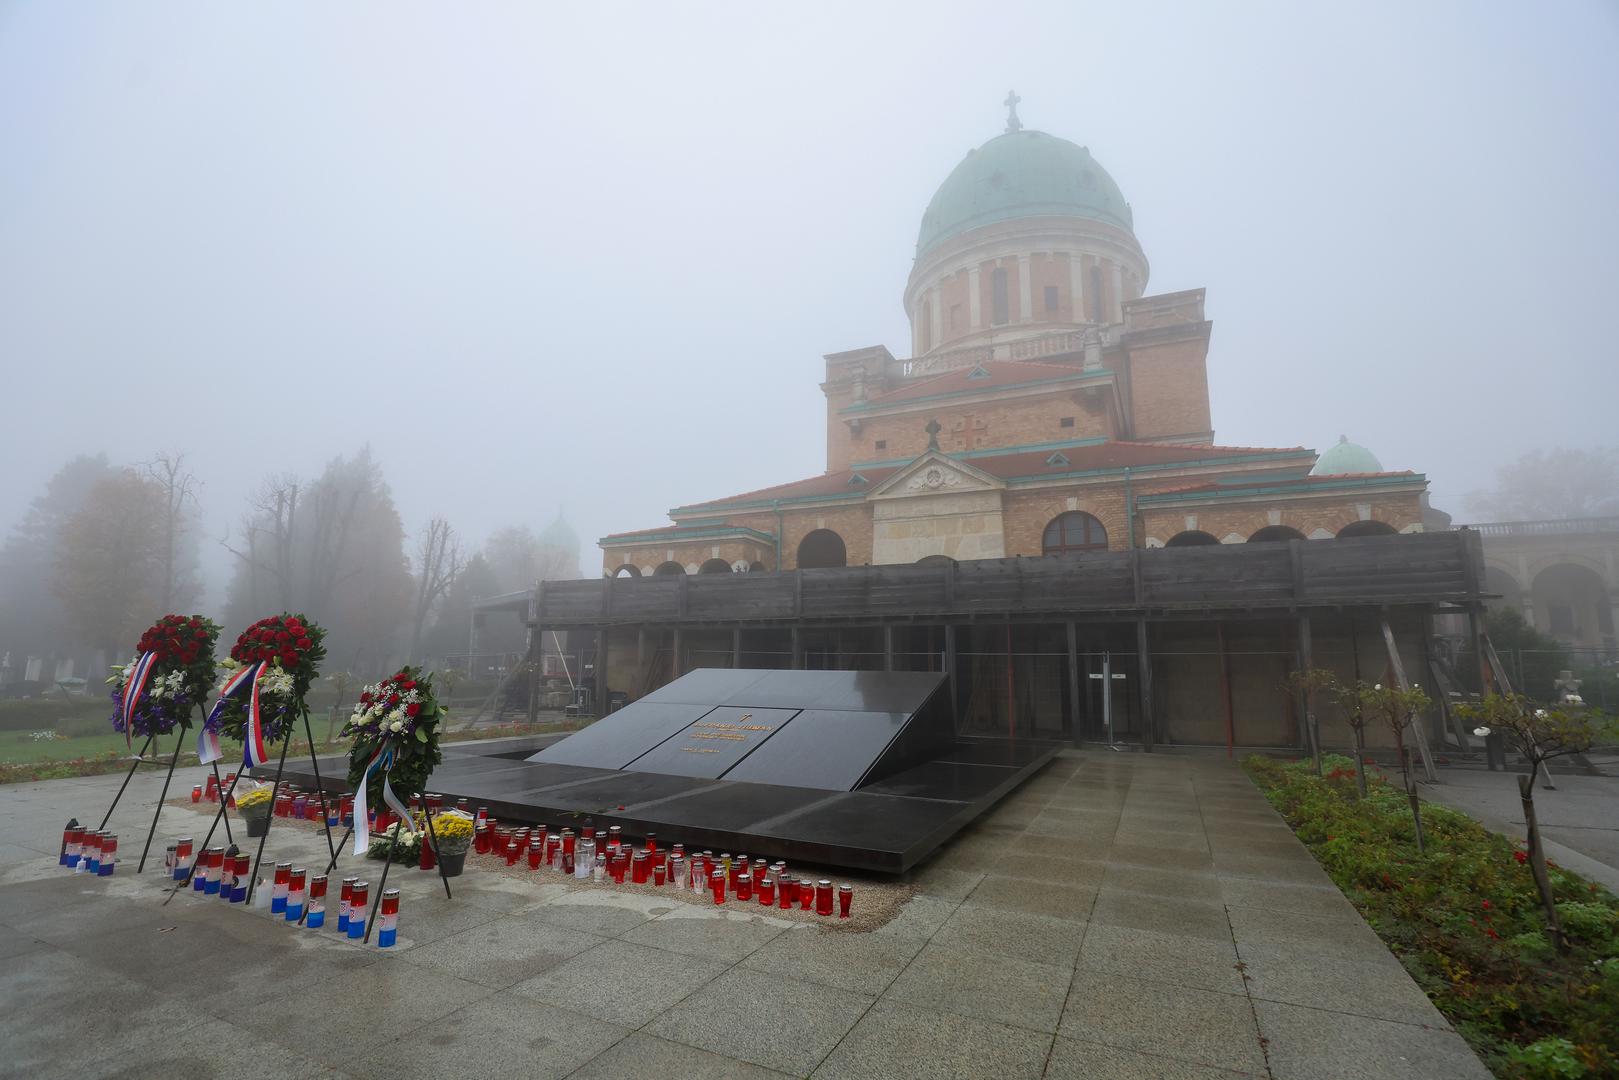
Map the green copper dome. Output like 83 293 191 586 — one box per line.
916 130 1134 259
1310 436 1384 476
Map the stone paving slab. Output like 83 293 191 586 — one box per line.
0 752 1498 1079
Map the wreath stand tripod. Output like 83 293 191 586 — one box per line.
97 704 235 873
164 703 337 905
312 766 454 940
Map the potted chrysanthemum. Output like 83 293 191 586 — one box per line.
236 786 274 837
428 811 474 877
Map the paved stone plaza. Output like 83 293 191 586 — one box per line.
0 752 1492 1079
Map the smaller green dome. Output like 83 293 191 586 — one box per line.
917 130 1133 259
1310 436 1384 476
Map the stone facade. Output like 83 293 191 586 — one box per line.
599 115 1432 576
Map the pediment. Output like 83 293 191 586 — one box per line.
868 451 1005 499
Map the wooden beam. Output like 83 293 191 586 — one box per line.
1066 621 1081 746
1298 614 1319 762
1136 616 1155 752
884 625 894 672
595 628 608 715
1217 622 1234 758
1380 613 1436 782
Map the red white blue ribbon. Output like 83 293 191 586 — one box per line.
204 662 265 766
121 651 159 749
351 743 415 857
196 725 222 766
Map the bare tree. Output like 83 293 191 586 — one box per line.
408 517 465 663
1469 447 1619 521
1455 694 1614 952
142 451 201 612
52 469 167 655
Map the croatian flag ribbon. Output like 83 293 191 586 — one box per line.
351 743 415 857
204 662 263 766
121 651 159 749
241 663 272 769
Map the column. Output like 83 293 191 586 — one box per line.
1017 254 1033 321
1069 253 1084 323
1111 263 1125 322
929 284 943 348
968 266 982 329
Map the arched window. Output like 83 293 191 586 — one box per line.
1336 520 1397 538
612 564 642 578
698 558 732 574
1248 525 1307 543
916 554 956 567
1042 512 1108 555
797 529 847 569
1164 530 1220 547
652 561 686 576
745 561 769 573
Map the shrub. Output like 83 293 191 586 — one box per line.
1245 755 1619 1077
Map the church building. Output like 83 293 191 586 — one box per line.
599 99 1428 579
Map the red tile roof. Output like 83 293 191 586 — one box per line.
679 441 1310 510
1143 470 1421 498
852 360 1092 407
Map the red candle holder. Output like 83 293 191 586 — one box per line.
653 859 666 887
535 824 549 853
710 869 726 905
339 878 357 929
527 839 543 870
838 884 852 918
561 829 576 859
799 879 814 911
779 877 796 910
758 875 775 906
474 823 490 855
190 784 202 803
632 851 648 885
667 853 683 888
475 806 489 826
175 837 193 877
815 880 834 916
426 793 443 813
736 872 753 903
644 833 657 854
607 825 622 853
545 833 561 868
421 832 437 871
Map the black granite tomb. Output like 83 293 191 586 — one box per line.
268 669 1055 873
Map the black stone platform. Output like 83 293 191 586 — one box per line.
270 735 1054 873
268 670 1057 874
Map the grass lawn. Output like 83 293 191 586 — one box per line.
0 728 154 764
1246 754 1619 1079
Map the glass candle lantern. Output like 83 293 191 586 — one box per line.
83 831 102 874
456 798 469 813
815 880 834 916
231 853 250 903
606 825 622 853
163 844 176 876
653 859 666 887
632 851 649 885
644 832 657 854
576 836 595 879
307 875 328 928
475 806 489 826
593 853 606 882
422 831 439 871
347 881 369 940
286 867 307 921
667 853 683 889
838 883 853 917
205 774 219 802
710 869 726 905
291 793 307 819
377 888 399 948
190 784 202 804
527 838 544 871
341 794 354 827
269 862 290 909
338 878 357 933
561 846 574 876
758 875 775 907
736 872 753 903
778 877 795 910
60 825 80 867
799 879 814 912
173 838 193 881
97 834 117 877
217 853 235 900
474 823 489 855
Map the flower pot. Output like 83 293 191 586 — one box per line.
437 850 467 877
241 807 271 838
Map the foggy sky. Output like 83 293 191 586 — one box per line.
3 1 1616 601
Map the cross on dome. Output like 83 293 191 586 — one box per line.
1003 90 1023 133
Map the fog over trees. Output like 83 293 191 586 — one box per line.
0 445 577 687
